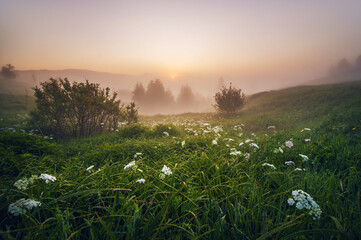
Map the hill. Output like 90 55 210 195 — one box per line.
1 81 361 238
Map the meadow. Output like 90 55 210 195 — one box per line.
1 81 361 239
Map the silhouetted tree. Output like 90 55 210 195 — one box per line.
30 78 137 138
132 82 146 105
126 102 138 125
177 85 195 107
214 83 245 113
1 64 16 79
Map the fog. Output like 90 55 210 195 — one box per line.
2 53 361 115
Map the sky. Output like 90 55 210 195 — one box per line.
1 0 361 89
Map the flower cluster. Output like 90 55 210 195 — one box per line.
285 141 294 148
14 174 56 190
288 190 322 220
230 148 242 156
124 161 136 170
39 174 57 184
262 163 276 169
14 175 39 190
8 198 41 216
159 165 172 179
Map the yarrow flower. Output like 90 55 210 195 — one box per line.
163 132 169 136
301 128 311 132
86 165 94 171
285 141 294 148
181 140 186 147
304 139 311 142
262 163 276 170
287 190 322 220
230 148 242 156
136 178 146 184
299 154 309 161
14 175 39 190
8 198 41 216
124 161 136 170
249 143 259 149
268 125 276 129
212 139 218 145
285 161 295 165
159 165 172 179
39 174 56 184
134 152 143 158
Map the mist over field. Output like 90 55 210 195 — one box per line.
1 1 361 239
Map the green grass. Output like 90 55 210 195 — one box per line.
1 81 361 239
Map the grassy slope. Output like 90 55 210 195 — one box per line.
1 81 361 239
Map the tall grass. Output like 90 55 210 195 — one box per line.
1 81 361 239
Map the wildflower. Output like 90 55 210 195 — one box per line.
301 128 311 132
212 139 217 145
304 139 311 142
124 161 136 170
86 165 94 171
245 139 253 143
288 190 322 220
162 165 172 175
239 142 244 146
262 163 276 170
299 154 309 161
287 198 295 206
285 161 295 165
181 140 185 147
285 141 293 148
239 133 243 137
268 126 276 129
39 174 56 183
230 148 242 156
279 147 284 153
137 169 143 173
8 198 41 216
14 175 39 190
163 132 169 136
249 143 259 149
136 178 146 184
134 152 143 158
244 153 250 159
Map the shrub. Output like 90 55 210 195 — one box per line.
214 84 245 113
30 78 138 139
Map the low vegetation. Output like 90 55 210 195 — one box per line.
0 81 361 239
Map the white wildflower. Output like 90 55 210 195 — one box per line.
134 152 143 158
137 169 143 173
304 139 311 142
245 139 253 143
8 198 41 216
136 178 146 184
285 141 294 148
163 132 169 136
86 165 94 171
288 190 321 220
244 153 250 159
287 198 295 206
262 163 276 170
39 174 56 184
230 149 242 156
161 165 172 176
285 161 295 165
124 161 136 170
249 143 259 149
299 154 309 161
14 175 39 190
239 142 244 146
294 168 304 171
268 126 276 129
212 139 217 145
301 128 311 132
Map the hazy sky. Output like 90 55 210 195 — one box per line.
1 0 361 82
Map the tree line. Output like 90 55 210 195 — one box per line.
132 79 199 114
